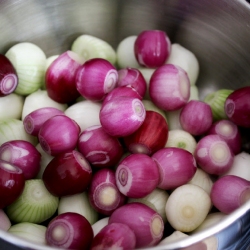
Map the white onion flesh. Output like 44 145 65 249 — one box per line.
165 184 212 232
187 168 214 195
5 42 46 95
35 143 54 179
166 43 199 86
58 192 98 225
45 55 59 71
138 68 155 99
64 100 102 132
222 152 250 181
189 85 200 100
0 119 37 146
116 36 141 69
142 99 167 121
159 231 189 245
165 129 197 154
6 179 59 224
21 89 67 120
71 34 116 65
0 93 24 119
192 212 227 233
91 217 109 236
128 188 169 223
8 222 47 245
41 55 59 90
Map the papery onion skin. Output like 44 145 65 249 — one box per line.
0 160 25 209
149 64 190 111
180 100 213 135
134 30 171 68
152 147 197 190
0 140 41 180
45 51 84 104
115 153 160 198
109 202 164 248
76 58 118 101
38 115 80 156
91 222 136 250
46 212 93 250
100 96 146 137
123 111 169 155
211 175 250 214
78 125 124 168
42 150 92 197
117 67 147 98
88 168 126 216
225 86 250 128
194 134 234 175
0 54 18 97
23 107 65 136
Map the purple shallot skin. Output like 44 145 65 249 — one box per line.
134 30 171 68
0 140 41 180
88 168 126 216
78 125 124 168
109 202 164 248
149 64 190 111
42 150 92 197
76 58 118 101
91 222 136 250
225 86 250 128
38 115 80 156
211 175 250 214
0 54 18 96
46 212 94 249
100 96 146 137
45 50 84 104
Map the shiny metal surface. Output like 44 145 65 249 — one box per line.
1 0 250 249
1 0 250 99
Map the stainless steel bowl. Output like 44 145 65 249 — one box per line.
1 0 250 249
